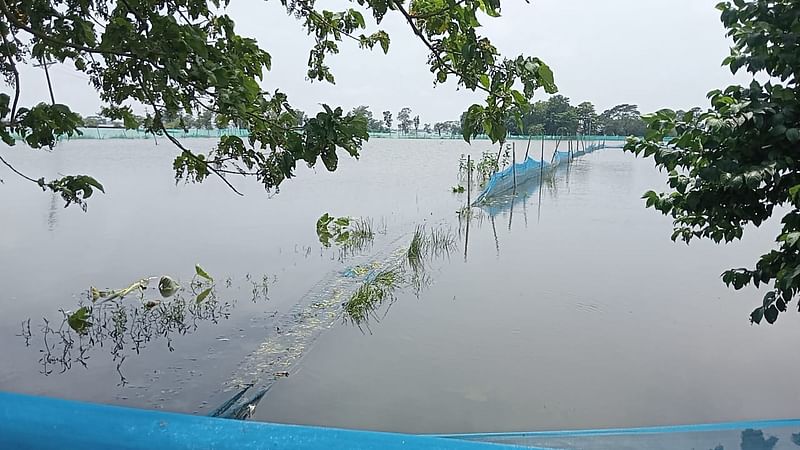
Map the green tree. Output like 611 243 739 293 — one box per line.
543 95 577 135
0 0 556 209
383 110 393 131
626 0 800 324
398 107 413 134
413 115 420 135
598 104 646 136
575 101 598 135
351 106 386 132
195 110 214 130
83 114 105 128
422 123 431 134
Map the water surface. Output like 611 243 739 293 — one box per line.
1 138 797 433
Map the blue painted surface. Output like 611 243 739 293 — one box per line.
0 392 522 450
437 418 800 440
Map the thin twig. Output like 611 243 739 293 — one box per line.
392 0 491 95
0 154 39 183
0 30 20 124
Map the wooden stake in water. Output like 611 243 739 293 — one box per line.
524 133 532 159
540 136 545 178
512 142 516 193
466 154 471 208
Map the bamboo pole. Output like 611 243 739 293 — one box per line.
466 154 471 208
524 133 532 159
512 142 516 193
540 135 545 178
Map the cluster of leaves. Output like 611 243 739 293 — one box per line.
0 0 557 207
315 213 376 259
71 264 215 334
625 0 800 324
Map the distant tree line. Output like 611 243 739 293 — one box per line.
348 105 462 137
347 99 663 138
78 109 246 130
499 95 650 137
78 99 687 138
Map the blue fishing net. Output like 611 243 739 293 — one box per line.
473 142 621 205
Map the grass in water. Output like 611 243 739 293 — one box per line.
407 225 456 269
407 226 427 273
341 217 375 257
344 223 457 327
344 268 403 327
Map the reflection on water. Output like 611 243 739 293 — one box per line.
460 164 565 260
344 224 457 329
6 140 800 433
210 223 457 418
253 149 800 434
20 271 268 385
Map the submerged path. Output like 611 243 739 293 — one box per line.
207 233 414 419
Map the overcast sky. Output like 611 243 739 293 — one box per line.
16 0 751 123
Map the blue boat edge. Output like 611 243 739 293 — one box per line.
0 391 526 450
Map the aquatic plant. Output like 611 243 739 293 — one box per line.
316 213 375 258
428 226 457 258
406 226 427 272
344 224 456 327
25 267 270 383
344 268 403 326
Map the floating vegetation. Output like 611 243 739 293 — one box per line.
451 185 465 193
316 213 376 259
217 228 455 417
344 224 456 328
458 150 511 188
343 268 403 325
23 266 270 384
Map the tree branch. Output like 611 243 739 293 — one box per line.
0 153 39 183
392 0 491 95
0 29 20 124
0 0 144 59
135 75 244 195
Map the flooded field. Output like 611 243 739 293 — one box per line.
1 138 799 433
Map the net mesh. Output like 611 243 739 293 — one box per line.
473 142 622 205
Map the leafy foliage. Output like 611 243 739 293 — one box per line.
625 0 800 324
0 0 556 207
315 213 375 254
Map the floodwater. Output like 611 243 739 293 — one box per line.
1 137 799 433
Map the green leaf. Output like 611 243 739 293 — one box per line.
158 276 180 298
764 305 779 324
787 128 800 143
195 264 213 281
537 63 557 93
67 307 92 334
750 306 764 324
762 290 776 308
196 287 212 303
479 74 490 90
510 89 526 105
